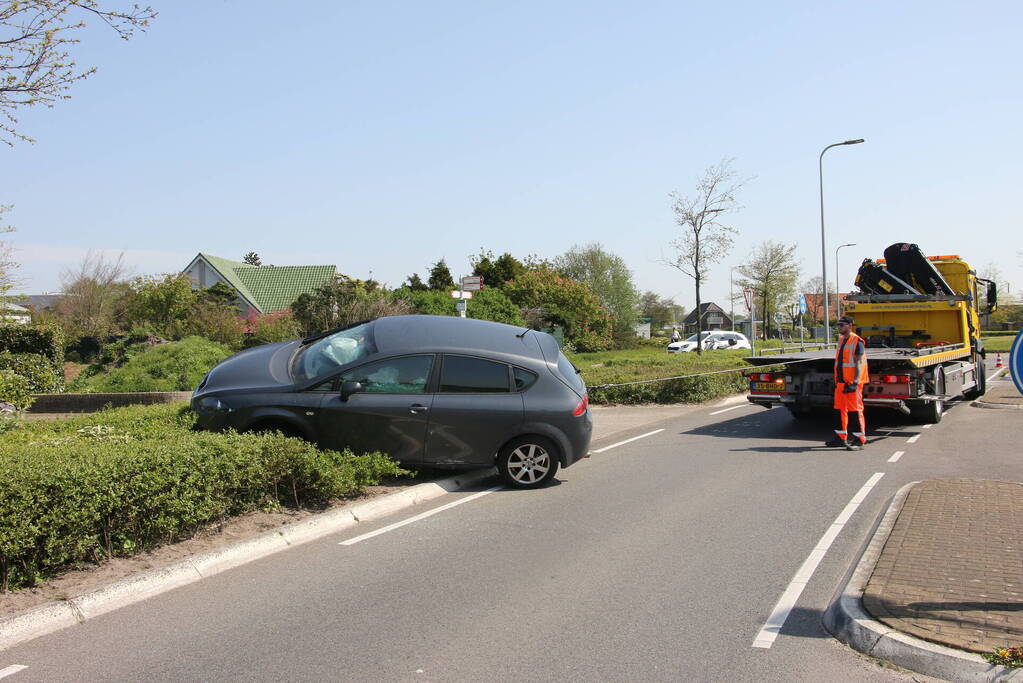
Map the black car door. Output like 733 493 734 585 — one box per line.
425 354 524 466
315 354 435 465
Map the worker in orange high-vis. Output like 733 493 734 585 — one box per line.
826 315 869 451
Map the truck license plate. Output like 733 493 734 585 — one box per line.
754 382 783 390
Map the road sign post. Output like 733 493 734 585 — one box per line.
456 275 484 318
743 288 756 356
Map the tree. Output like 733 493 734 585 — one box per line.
403 273 428 292
555 243 640 346
0 206 18 305
470 250 526 290
52 251 131 341
737 241 800 340
242 252 262 266
399 287 524 326
126 274 198 338
291 277 411 335
665 159 746 355
639 291 685 331
427 259 456 291
1 1 157 145
504 268 612 352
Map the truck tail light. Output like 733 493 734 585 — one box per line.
573 393 589 416
881 374 910 384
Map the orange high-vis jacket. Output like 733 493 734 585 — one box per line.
834 332 868 386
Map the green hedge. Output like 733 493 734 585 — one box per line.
570 348 751 404
0 324 64 369
0 351 64 393
0 370 33 412
0 404 410 592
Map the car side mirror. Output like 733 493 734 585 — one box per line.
340 380 364 401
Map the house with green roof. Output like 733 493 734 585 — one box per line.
181 253 337 315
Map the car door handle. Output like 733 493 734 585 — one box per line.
409 404 429 414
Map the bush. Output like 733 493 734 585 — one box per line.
0 352 64 393
71 336 233 393
569 347 751 404
0 404 410 592
182 303 247 349
246 311 302 347
0 324 64 378
0 369 33 411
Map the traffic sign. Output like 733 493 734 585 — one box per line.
799 294 807 315
742 288 755 313
461 275 483 291
450 290 473 299
1011 330 1023 395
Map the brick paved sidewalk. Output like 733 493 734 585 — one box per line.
863 479 1023 653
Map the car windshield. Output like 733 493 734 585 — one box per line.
293 322 375 382
684 332 713 342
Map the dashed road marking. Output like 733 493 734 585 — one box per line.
709 404 752 416
590 429 664 454
888 450 905 463
907 434 921 444
0 666 27 680
340 487 502 545
753 472 885 649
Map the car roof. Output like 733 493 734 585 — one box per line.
372 315 554 362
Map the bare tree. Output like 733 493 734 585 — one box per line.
1 1 157 145
664 159 746 354
0 206 19 304
53 251 131 340
737 241 800 340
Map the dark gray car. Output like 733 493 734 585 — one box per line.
191 315 592 488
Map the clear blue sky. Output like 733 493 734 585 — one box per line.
5 0 1021 311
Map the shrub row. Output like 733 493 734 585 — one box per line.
569 348 752 404
0 351 64 393
0 404 409 592
0 324 64 369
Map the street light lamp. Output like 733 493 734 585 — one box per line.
835 242 856 318
819 138 864 344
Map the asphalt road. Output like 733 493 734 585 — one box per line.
3 376 1020 682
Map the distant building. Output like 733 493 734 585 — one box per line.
181 253 337 316
680 302 732 334
1 302 31 324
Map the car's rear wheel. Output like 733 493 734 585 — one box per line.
497 437 560 489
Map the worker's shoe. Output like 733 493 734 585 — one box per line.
825 437 849 448
846 441 864 451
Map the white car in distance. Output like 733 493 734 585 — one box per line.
667 331 751 353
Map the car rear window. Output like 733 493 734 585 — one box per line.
439 355 510 393
513 367 538 392
556 353 585 395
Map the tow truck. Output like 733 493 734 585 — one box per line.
745 244 997 423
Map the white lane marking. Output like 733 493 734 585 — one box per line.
888 451 905 463
907 434 921 444
709 404 752 416
752 472 885 649
340 487 502 545
590 429 664 454
922 424 933 429
0 666 27 679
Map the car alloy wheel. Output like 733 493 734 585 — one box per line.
498 437 560 488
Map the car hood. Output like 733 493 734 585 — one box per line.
195 339 300 395
669 342 696 350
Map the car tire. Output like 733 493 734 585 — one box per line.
497 436 560 489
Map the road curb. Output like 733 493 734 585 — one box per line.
0 467 498 653
823 481 1023 682
972 368 1021 410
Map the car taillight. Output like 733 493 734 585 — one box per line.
573 393 589 416
751 373 780 382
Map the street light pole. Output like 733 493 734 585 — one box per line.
835 242 856 318
819 138 864 344
729 266 736 331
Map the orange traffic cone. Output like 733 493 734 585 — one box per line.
995 353 1004 369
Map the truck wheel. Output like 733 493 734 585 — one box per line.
964 358 986 400
913 368 945 424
